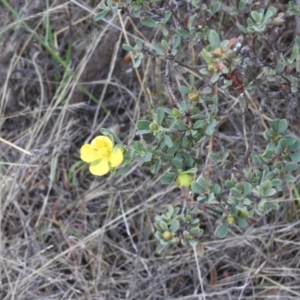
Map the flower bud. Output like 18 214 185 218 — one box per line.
162 231 173 241
238 210 248 218
188 91 199 102
175 174 193 188
207 63 216 72
149 122 159 131
171 108 180 117
226 214 235 225
212 47 223 58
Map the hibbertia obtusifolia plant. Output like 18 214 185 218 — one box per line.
79 1 300 253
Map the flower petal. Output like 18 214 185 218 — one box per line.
108 147 123 168
80 144 101 163
89 158 110 176
91 136 113 152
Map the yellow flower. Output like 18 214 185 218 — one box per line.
80 136 123 176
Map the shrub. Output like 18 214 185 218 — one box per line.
88 0 300 252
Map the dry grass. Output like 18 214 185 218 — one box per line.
1 1 300 299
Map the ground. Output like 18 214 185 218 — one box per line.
1 1 300 299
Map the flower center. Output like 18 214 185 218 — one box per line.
95 146 110 158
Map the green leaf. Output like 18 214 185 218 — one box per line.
243 182 252 195
263 6 277 23
176 28 191 38
163 11 172 24
264 188 276 197
205 119 217 135
155 230 162 238
136 129 152 135
208 29 220 48
188 239 198 247
225 180 235 188
180 100 187 112
156 243 168 253
94 10 110 21
238 1 246 12
276 61 285 73
236 217 248 228
279 135 293 147
172 158 182 169
258 180 276 197
193 120 205 129
270 119 288 134
160 172 177 184
151 42 165 55
284 162 298 171
162 28 169 36
247 18 254 27
200 68 209 75
189 227 202 235
265 171 275 181
182 135 188 147
211 72 220 83
236 22 248 33
170 219 180 233
197 195 207 202
231 187 242 197
290 140 300 151
216 223 229 238
164 134 173 148
271 179 282 190
150 160 160 174
196 176 207 189
207 193 215 202
133 57 142 68
200 49 212 64
267 202 279 210
167 206 174 217
122 43 136 52
172 35 181 52
258 198 267 209
190 0 201 8
189 75 195 86
159 221 168 231
191 181 202 194
211 1 221 15
274 145 283 155
178 85 191 94
282 175 296 183
131 141 144 153
260 180 272 195
161 39 169 50
135 38 143 49
289 153 300 162
210 153 221 161
250 11 263 23
243 198 252 205
156 107 165 125
212 184 221 194
277 119 288 133
144 152 152 162
191 218 200 225
98 3 108 9
141 17 158 27
114 164 131 176
136 120 152 130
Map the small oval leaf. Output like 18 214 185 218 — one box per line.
216 223 229 238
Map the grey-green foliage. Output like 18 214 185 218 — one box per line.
96 0 300 251
155 206 203 253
